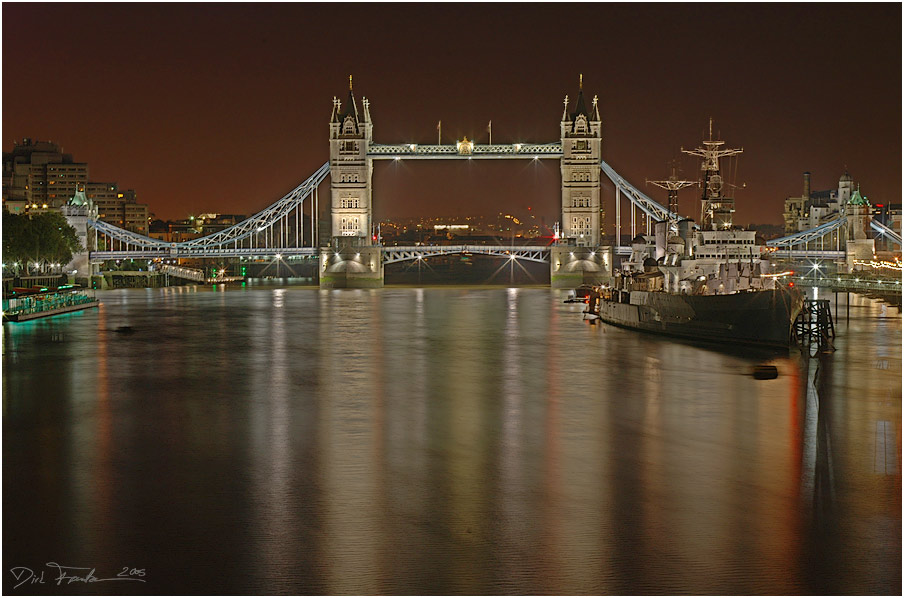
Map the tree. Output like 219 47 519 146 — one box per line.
2 210 82 271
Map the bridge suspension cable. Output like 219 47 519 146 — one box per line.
89 162 329 258
599 160 678 223
84 152 897 265
870 218 902 246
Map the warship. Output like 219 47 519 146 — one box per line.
585 122 803 347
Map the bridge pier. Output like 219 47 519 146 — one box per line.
549 245 612 289
319 245 383 288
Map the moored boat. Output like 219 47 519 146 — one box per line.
3 285 99 322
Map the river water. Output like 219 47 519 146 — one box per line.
3 285 901 595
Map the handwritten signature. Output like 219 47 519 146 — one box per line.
9 563 146 589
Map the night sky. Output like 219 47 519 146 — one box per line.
3 3 900 230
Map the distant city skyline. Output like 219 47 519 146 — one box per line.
3 3 900 225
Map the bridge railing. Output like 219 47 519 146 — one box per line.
769 249 847 260
368 143 563 159
158 264 206 282
791 275 902 294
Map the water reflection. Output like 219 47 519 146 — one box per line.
2 287 900 595
317 289 383 594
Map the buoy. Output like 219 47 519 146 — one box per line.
752 365 778 379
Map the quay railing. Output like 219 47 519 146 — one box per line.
791 276 902 295
158 264 206 282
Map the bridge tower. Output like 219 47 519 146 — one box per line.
60 185 98 285
560 75 602 246
844 186 874 270
320 76 384 288
550 75 610 288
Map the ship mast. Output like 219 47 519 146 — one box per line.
681 118 743 230
647 159 696 228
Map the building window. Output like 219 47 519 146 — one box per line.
572 216 591 231
572 170 590 182
340 217 360 235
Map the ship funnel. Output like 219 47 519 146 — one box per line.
678 219 695 257
654 220 668 260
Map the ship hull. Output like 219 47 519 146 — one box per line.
589 288 803 348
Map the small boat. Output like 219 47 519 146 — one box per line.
564 284 594 303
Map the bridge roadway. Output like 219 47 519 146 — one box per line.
368 143 563 159
92 245 566 264
91 245 851 262
770 249 847 259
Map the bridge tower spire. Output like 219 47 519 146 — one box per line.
322 76 383 287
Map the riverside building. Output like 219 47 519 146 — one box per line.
783 170 855 233
2 138 148 234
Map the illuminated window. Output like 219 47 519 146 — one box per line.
572 216 591 231
340 217 360 235
575 169 591 182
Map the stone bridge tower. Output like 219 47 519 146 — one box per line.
550 76 610 288
321 77 383 288
560 75 602 247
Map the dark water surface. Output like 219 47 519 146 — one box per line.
3 286 901 595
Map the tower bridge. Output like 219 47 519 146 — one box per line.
68 77 900 288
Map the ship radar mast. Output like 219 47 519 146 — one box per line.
681 117 743 230
647 160 697 229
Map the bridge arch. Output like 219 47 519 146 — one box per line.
381 245 551 266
